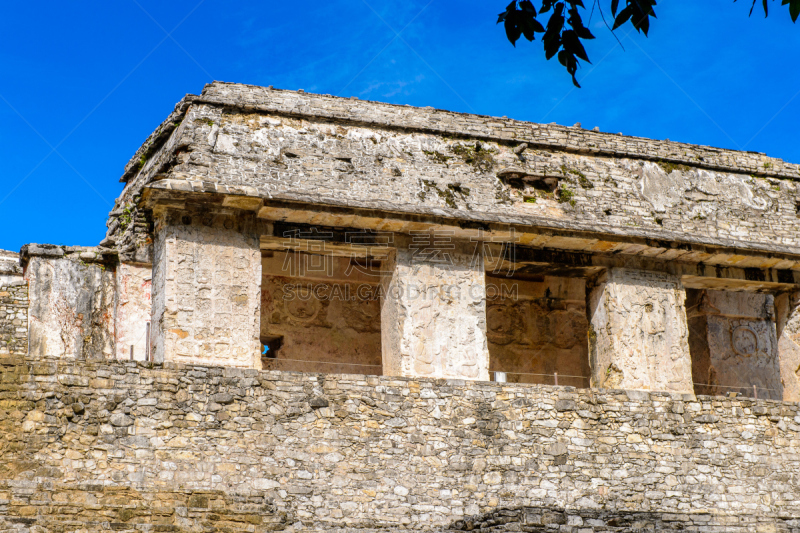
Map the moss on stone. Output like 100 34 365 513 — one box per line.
656 160 692 174
561 165 593 189
451 142 496 172
557 187 576 207
423 150 451 164
419 180 470 209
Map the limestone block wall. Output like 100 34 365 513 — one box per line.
589 268 693 393
1 355 800 532
151 211 261 368
23 246 115 359
0 250 27 355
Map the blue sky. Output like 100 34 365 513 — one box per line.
1 1 799 251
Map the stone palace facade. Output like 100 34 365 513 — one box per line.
2 82 800 531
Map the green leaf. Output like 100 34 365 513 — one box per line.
519 0 536 15
540 0 557 13
521 17 536 40
497 1 516 24
567 4 595 39
791 0 800 21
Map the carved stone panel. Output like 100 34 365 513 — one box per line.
151 216 262 369
260 267 382 375
381 237 489 381
689 290 783 400
589 268 693 393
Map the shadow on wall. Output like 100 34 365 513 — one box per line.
443 506 792 532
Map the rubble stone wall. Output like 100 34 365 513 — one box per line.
0 250 27 355
1 355 799 532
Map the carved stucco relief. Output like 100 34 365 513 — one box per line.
590 268 693 393
260 274 382 373
486 276 589 386
638 162 770 214
686 290 783 400
381 239 489 381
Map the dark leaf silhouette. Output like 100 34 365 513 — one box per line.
499 0 797 87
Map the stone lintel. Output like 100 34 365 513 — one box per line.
260 235 392 261
141 186 800 276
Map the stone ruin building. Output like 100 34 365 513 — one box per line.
2 81 800 531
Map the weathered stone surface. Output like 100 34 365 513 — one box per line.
0 484 287 532
589 268 693 393
25 255 115 359
487 276 589 387
261 252 382 375
151 210 262 368
777 291 800 402
0 248 22 284
382 236 489 380
115 262 152 361
1 355 799 531
688 289 783 400
110 82 800 265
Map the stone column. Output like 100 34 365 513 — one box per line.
688 290 782 400
381 234 489 381
588 268 693 393
776 291 800 402
151 210 262 369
